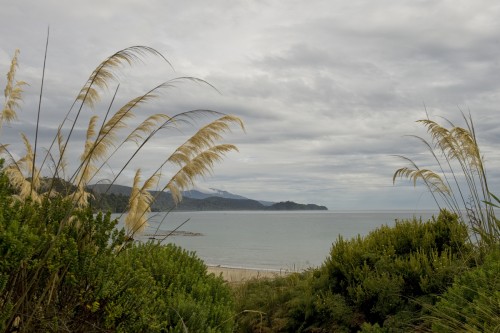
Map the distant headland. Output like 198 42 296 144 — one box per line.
88 184 328 212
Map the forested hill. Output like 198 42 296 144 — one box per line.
87 184 327 212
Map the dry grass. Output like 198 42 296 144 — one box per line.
1 43 244 333
0 45 244 237
1 49 27 129
207 266 291 284
393 114 498 246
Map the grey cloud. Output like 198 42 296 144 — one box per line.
1 0 499 210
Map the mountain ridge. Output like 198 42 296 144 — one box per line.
87 184 327 212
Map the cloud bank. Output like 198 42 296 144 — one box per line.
1 0 499 209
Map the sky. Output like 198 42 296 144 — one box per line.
0 0 499 210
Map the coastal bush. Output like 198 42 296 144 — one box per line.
0 170 235 332
323 210 472 331
233 271 327 332
108 243 235 332
426 246 500 332
0 166 124 331
233 211 472 332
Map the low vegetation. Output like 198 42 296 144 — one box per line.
233 211 475 332
428 247 500 332
0 168 235 332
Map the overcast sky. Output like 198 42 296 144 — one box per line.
1 0 499 210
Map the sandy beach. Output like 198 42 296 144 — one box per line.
207 266 292 283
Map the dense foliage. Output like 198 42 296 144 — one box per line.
0 163 235 332
234 211 474 332
90 191 130 213
428 247 500 332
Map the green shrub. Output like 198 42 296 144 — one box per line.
427 246 500 332
0 168 235 332
234 211 472 332
323 210 472 331
233 271 325 332
101 243 235 332
0 171 123 331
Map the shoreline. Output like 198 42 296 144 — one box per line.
206 265 295 283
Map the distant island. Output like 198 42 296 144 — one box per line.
88 184 328 212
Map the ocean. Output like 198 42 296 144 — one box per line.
113 210 438 271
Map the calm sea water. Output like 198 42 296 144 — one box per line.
113 210 438 271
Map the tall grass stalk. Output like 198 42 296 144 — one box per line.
393 114 498 246
0 45 243 233
0 44 243 331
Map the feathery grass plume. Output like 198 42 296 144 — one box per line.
165 144 239 204
93 96 140 149
70 87 158 206
74 183 93 209
71 115 107 208
63 116 96 210
125 169 158 235
3 133 41 203
73 92 153 181
393 114 498 246
393 167 450 195
393 156 452 212
56 128 67 178
76 46 170 109
84 113 171 187
1 49 27 131
168 115 244 166
121 115 243 233
100 110 225 192
46 47 170 186
78 115 100 183
155 115 244 204
67 82 175 190
126 113 171 145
